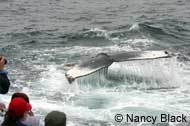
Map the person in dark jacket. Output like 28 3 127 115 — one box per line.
0 56 10 94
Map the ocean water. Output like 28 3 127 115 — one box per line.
0 0 190 125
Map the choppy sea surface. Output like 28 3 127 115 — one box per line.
1 0 190 125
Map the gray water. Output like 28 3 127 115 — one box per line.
1 0 190 125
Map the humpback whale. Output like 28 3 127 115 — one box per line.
65 50 174 83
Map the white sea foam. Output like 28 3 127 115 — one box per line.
129 23 140 31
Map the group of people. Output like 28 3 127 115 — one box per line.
0 56 67 126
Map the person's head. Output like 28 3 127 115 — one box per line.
11 92 34 116
2 98 32 126
8 97 32 117
45 111 67 126
11 92 30 103
0 102 6 116
0 56 7 65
